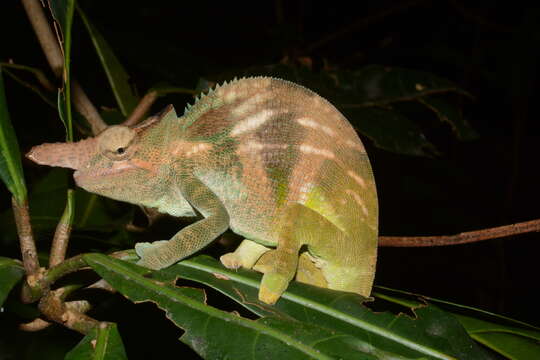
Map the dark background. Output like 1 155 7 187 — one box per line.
1 1 539 358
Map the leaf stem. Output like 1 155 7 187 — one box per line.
44 254 88 286
49 189 74 267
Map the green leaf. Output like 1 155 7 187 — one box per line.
49 0 75 141
373 286 540 359
156 255 489 360
77 5 138 117
0 68 27 204
338 65 472 103
419 96 478 140
471 332 540 360
84 254 394 360
65 322 128 360
346 107 438 156
0 257 25 307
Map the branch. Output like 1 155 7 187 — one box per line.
12 197 40 275
19 318 51 332
379 218 540 247
122 90 158 127
21 0 106 134
23 254 88 304
38 287 99 334
72 81 107 134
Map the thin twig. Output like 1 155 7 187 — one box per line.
1 68 56 108
21 0 106 134
379 218 540 247
340 87 472 109
12 197 40 275
19 318 51 332
0 62 55 91
304 0 427 54
122 90 158 127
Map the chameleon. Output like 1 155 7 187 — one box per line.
27 77 378 304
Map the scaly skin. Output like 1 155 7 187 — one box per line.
27 77 378 304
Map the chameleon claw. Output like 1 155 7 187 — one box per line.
135 240 169 270
258 273 290 305
219 253 243 269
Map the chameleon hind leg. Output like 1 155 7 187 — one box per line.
295 252 328 288
296 206 376 298
250 204 307 304
259 203 375 300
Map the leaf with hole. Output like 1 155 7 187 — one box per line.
84 254 402 359
372 286 540 360
152 255 491 359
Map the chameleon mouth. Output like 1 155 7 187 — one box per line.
73 159 156 189
74 161 138 188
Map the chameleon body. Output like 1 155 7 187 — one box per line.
27 77 378 304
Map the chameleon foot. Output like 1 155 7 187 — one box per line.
135 240 169 270
252 249 298 304
220 239 271 270
259 272 290 305
220 253 243 269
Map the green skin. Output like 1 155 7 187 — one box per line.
27 77 378 304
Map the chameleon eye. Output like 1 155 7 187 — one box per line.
98 126 136 160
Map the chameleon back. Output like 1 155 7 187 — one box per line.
179 77 378 298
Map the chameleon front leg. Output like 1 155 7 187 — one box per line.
136 177 229 270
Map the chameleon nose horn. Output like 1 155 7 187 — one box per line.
26 137 97 170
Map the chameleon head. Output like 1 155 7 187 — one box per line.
26 107 176 206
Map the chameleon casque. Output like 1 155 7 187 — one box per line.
27 77 378 304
